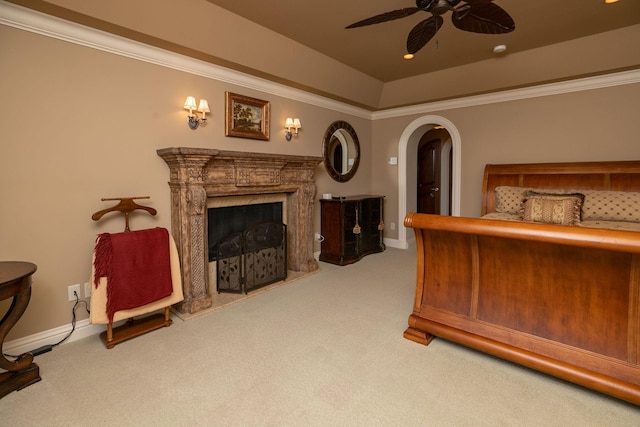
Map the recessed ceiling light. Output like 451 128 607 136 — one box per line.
403 53 414 60
493 44 507 54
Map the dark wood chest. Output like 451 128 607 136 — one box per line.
319 195 385 265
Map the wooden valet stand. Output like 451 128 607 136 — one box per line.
91 196 173 349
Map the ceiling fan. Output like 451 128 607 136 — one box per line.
346 0 515 56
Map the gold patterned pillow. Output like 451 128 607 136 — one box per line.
494 186 531 214
581 190 640 222
519 193 584 226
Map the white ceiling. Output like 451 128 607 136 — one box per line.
205 0 640 82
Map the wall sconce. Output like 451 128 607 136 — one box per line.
285 117 301 141
184 96 210 130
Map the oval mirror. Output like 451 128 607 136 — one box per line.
322 121 360 182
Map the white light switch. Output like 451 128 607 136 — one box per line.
389 157 398 165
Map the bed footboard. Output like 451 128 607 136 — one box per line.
404 213 640 405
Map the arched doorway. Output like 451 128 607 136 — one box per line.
397 115 461 248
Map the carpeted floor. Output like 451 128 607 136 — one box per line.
1 246 638 426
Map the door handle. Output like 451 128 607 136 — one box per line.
430 187 439 192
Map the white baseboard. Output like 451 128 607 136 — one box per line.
4 319 107 355
384 237 408 249
316 239 407 258
5 312 186 355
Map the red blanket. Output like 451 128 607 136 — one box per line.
94 228 173 322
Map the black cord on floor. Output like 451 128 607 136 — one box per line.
52 290 90 348
3 291 90 359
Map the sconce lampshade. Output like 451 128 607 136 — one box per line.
184 96 197 111
284 117 301 140
198 99 210 113
184 96 209 130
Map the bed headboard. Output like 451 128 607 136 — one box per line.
481 161 640 215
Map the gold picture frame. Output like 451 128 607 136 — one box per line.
225 92 270 140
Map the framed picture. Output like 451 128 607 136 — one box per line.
225 92 270 140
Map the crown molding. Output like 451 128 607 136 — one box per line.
0 1 372 119
2 1 638 122
372 69 640 120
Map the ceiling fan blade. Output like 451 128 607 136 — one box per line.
406 16 444 54
346 7 421 29
452 2 515 34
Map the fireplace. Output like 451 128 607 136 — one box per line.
157 147 322 315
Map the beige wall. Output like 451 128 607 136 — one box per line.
2 14 640 343
10 0 383 108
372 83 640 237
0 25 372 340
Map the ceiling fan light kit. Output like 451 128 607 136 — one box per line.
493 44 507 54
346 0 515 57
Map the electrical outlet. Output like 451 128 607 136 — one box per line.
84 282 91 298
68 284 81 302
390 222 396 230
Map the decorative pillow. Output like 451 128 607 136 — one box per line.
519 193 584 226
526 191 585 214
494 186 531 214
581 190 640 222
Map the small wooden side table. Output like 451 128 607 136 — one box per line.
0 261 40 398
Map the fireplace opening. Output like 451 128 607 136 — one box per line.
208 202 283 262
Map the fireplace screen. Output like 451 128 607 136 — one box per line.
216 221 287 294
208 202 282 262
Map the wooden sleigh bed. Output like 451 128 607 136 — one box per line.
403 161 640 405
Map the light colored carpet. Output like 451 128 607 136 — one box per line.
1 246 638 426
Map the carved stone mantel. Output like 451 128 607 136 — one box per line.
157 147 323 315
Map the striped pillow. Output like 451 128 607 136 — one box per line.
519 193 584 226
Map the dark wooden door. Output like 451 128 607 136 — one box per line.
417 138 441 214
